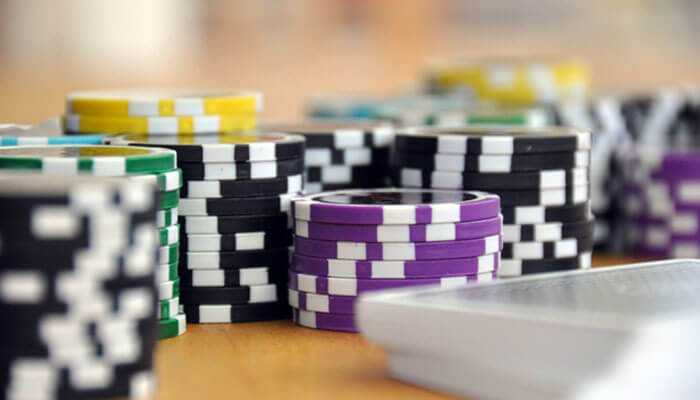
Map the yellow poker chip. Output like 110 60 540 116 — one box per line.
66 90 263 117
426 58 590 105
62 113 257 135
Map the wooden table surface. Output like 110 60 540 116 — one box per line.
153 254 644 400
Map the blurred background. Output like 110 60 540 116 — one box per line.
2 0 700 123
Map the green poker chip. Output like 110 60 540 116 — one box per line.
158 278 180 300
158 313 187 340
158 224 179 246
156 261 179 283
156 207 178 228
159 189 180 210
157 243 179 265
130 168 183 191
158 297 180 320
0 145 176 176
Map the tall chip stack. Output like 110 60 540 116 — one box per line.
288 189 502 332
107 133 306 324
0 145 186 340
392 127 594 277
0 173 159 400
266 122 394 193
63 90 266 334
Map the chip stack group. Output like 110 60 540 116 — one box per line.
267 122 394 193
392 127 594 277
108 133 306 323
288 188 502 332
0 145 187 340
620 147 700 258
0 174 160 400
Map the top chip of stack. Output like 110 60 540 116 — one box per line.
424 58 590 105
264 121 394 193
392 126 594 278
63 90 263 135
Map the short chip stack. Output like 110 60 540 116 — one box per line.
107 133 306 323
62 90 263 135
392 126 594 277
0 173 160 400
620 147 700 258
289 188 502 332
0 145 187 340
266 122 394 193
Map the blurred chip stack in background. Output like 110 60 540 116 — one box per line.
265 122 394 193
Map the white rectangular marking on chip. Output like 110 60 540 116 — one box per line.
425 223 455 241
372 261 405 279
193 270 224 286
671 213 698 234
502 225 521 242
435 154 465 171
382 204 414 224
0 271 45 303
321 165 352 183
481 136 514 154
193 116 220 133
148 117 178 134
175 99 204 115
288 289 300 308
431 204 459 223
251 143 276 160
236 232 265 250
334 129 364 148
294 202 311 221
477 254 496 273
479 155 511 172
239 268 268 285
678 182 700 203
328 259 357 278
377 225 409 242
382 243 415 260
130 100 158 116
515 206 544 224
93 157 126 176
399 168 423 188
184 216 217 234
337 242 367 259
328 277 357 296
249 284 278 303
32 207 80 238
203 144 233 162
535 223 562 241
299 309 317 328
201 305 232 323
515 242 543 259
43 158 78 175
437 136 467 154
555 239 577 257
440 276 468 288
498 259 523 277
305 148 331 166
296 274 317 293
306 292 330 313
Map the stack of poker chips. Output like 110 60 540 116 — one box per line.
0 173 159 400
265 122 394 193
0 145 186 340
288 188 502 332
620 147 700 258
392 126 594 277
107 133 306 323
62 90 263 136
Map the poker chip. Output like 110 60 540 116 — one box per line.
0 145 177 175
182 248 290 270
158 297 180 319
107 132 305 162
294 215 502 243
502 219 595 243
181 231 292 252
0 134 104 146
291 253 499 279
158 243 180 265
293 188 500 225
501 202 592 224
63 113 257 135
0 173 163 397
181 175 302 198
292 308 357 333
179 158 304 180
396 167 588 190
66 90 263 117
394 150 590 173
157 262 179 283
395 126 591 155
129 168 183 192
178 192 297 216
181 302 290 323
293 235 501 260
158 278 180 300
393 125 593 277
288 288 357 314
158 225 180 246
501 236 593 259
498 252 592 277
158 313 187 340
289 270 492 296
424 58 589 104
159 189 180 210
179 267 286 287
266 121 394 193
179 284 280 304
157 207 179 228
180 214 291 234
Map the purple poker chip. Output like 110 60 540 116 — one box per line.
293 215 503 243
293 235 502 260
291 253 499 278
291 307 357 333
288 270 494 296
288 288 356 314
292 188 500 225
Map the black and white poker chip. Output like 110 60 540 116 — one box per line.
180 231 292 252
396 167 588 190
485 185 589 207
395 126 591 155
267 121 394 149
305 147 373 167
503 219 595 242
501 201 592 225
178 193 298 216
181 248 290 270
181 302 289 323
499 252 592 277
179 284 282 304
179 214 291 234
179 158 304 181
107 132 306 162
181 175 303 198
179 267 286 287
502 235 593 259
